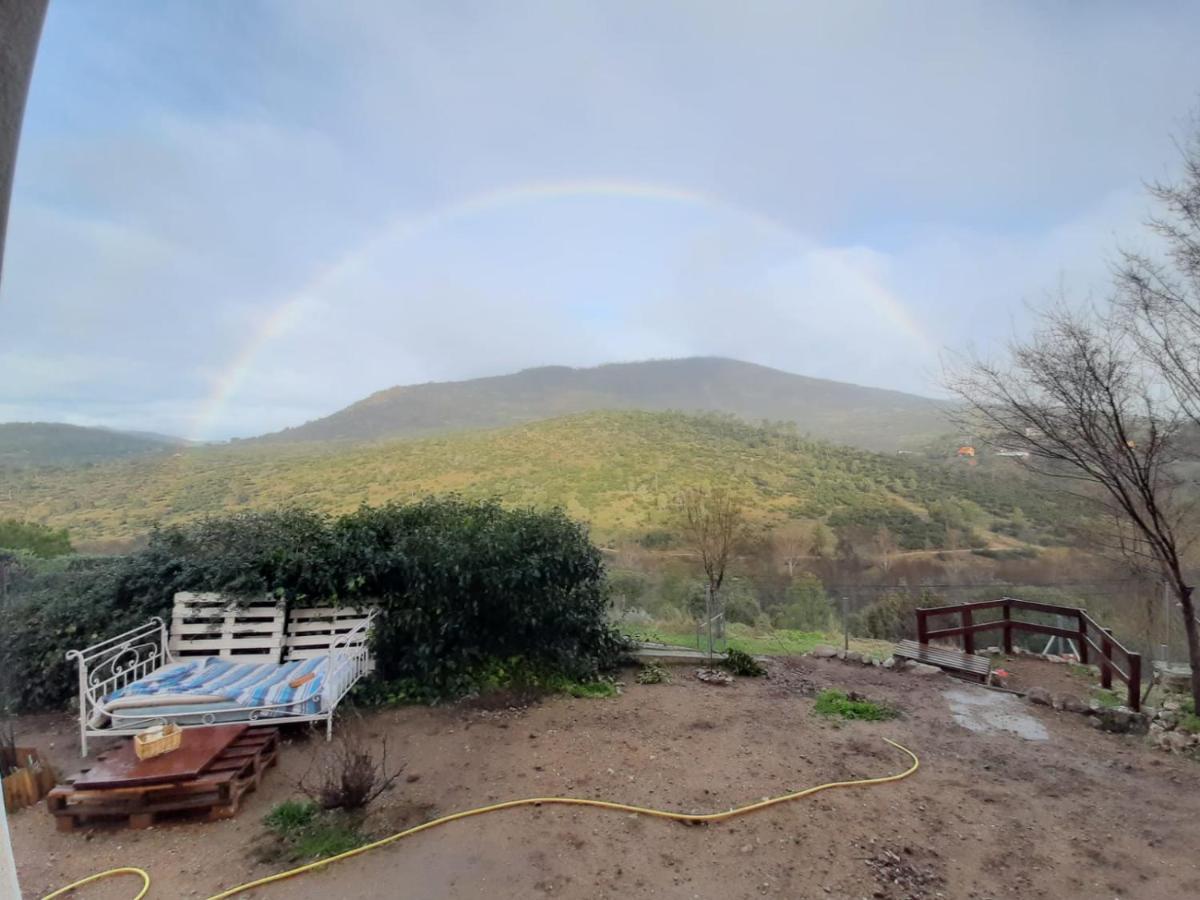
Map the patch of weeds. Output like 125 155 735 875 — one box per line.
1090 687 1122 709
1178 713 1200 734
260 799 367 864
722 648 766 677
1067 662 1095 680
264 798 317 834
556 677 619 699
635 661 670 685
813 689 897 721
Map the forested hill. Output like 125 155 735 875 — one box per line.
0 422 185 468
1 411 1066 549
256 357 954 452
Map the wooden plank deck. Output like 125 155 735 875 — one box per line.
893 639 991 682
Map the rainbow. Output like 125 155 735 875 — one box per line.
190 178 935 440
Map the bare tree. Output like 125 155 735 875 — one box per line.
1108 120 1200 707
771 521 811 577
676 486 750 655
947 306 1200 708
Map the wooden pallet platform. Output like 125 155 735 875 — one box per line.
48 728 279 831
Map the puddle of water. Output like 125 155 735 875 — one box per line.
944 686 1049 741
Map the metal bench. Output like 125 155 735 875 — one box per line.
893 639 992 683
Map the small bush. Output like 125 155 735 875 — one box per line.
300 732 405 811
635 662 670 684
723 648 766 677
813 689 897 721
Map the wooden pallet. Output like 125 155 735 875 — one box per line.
47 728 279 831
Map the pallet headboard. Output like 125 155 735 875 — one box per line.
285 606 374 667
168 592 286 661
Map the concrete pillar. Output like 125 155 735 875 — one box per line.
0 0 49 282
0 5 49 895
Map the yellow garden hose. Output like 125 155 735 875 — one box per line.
41 737 918 900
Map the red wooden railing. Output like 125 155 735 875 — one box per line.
915 597 1142 711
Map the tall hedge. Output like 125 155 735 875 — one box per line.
0 500 627 711
336 499 627 685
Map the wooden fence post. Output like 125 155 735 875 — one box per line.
961 608 975 654
916 609 928 645
1127 652 1141 712
1100 628 1113 690
1002 599 1013 654
1076 612 1088 665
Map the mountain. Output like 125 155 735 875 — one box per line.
1 411 1062 548
0 422 185 468
258 358 954 451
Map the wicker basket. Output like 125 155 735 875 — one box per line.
134 723 182 760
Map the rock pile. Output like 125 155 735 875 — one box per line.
1147 698 1200 754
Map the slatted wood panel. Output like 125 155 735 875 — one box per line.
893 639 992 682
168 592 285 661
284 606 374 666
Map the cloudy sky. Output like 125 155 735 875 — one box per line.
3 1 1200 440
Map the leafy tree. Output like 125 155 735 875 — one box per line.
773 573 833 631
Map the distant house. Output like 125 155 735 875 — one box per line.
995 448 1030 458
956 446 976 458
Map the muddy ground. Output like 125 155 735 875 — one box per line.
10 656 1200 899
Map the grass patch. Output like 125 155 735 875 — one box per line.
813 689 897 721
261 799 367 864
1090 687 1123 709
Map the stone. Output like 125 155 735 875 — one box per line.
1097 707 1150 735
1158 731 1191 753
909 662 943 676
1026 686 1052 706
836 650 846 660
882 658 896 670
1054 693 1087 714
845 651 863 664
810 645 838 659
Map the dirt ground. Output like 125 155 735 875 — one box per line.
10 656 1200 900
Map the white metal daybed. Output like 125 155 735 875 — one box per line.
67 592 376 756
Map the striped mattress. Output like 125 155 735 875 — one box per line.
99 655 343 726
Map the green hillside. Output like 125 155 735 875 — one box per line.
0 411 1067 548
259 357 955 452
0 422 184 468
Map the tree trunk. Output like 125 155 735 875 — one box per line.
1178 587 1200 712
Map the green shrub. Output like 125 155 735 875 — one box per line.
813 689 897 721
723 647 766 677
635 661 670 684
341 499 628 688
0 500 629 711
850 589 942 642
0 520 73 558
